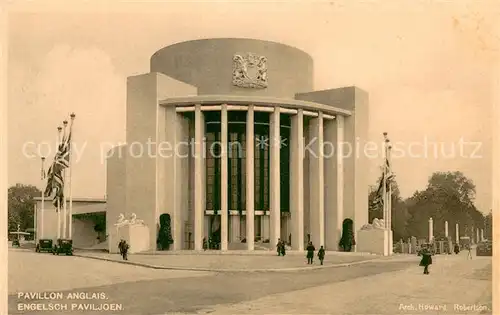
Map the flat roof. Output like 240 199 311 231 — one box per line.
159 95 352 116
33 197 107 203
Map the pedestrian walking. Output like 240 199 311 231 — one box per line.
306 242 315 264
280 241 286 256
318 246 325 265
419 246 432 274
277 238 282 256
454 243 460 254
203 237 208 251
118 239 129 260
118 239 124 257
467 244 472 259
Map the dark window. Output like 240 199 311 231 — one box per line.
204 111 294 214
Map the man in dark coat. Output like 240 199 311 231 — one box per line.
454 243 460 254
118 239 129 260
419 246 432 274
277 239 282 256
280 240 286 256
318 246 325 265
306 242 315 264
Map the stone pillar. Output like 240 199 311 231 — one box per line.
220 104 229 251
481 229 484 241
246 106 255 250
476 228 480 244
269 107 281 248
261 216 270 240
295 87 369 251
445 221 449 238
204 216 210 240
230 215 240 242
308 113 325 247
194 105 205 250
428 217 433 243
456 223 459 244
324 115 344 250
290 109 304 251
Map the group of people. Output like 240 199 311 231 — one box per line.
277 239 325 265
276 239 287 256
306 242 325 265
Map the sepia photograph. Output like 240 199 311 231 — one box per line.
1 1 498 314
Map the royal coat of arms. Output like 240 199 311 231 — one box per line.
232 53 268 88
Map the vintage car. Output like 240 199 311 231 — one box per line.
52 239 73 256
36 239 53 253
476 241 492 256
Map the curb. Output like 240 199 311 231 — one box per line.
73 254 413 273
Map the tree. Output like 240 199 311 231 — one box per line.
484 211 493 240
8 184 41 232
405 171 484 241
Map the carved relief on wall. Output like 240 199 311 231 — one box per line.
232 53 268 88
114 213 145 227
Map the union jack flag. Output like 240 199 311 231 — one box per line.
369 157 395 211
44 129 72 210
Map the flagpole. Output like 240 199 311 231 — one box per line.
387 139 392 233
387 140 393 255
68 113 75 240
382 132 388 229
57 126 62 240
62 120 68 238
40 156 46 240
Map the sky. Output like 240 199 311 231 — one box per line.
6 1 499 213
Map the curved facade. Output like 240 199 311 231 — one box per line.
150 38 314 98
106 38 370 253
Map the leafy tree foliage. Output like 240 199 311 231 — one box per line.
8 184 41 232
400 172 484 240
484 211 493 240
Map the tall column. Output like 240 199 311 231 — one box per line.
290 110 304 250
456 223 459 243
269 107 281 247
481 229 484 241
261 216 270 239
428 217 434 242
230 216 241 242
220 104 229 251
194 105 205 250
246 106 255 250
445 221 449 238
325 115 344 250
476 228 480 244
308 113 325 247
204 216 210 240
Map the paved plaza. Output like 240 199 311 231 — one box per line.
73 250 384 271
8 248 492 315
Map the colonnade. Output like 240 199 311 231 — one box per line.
183 104 346 251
